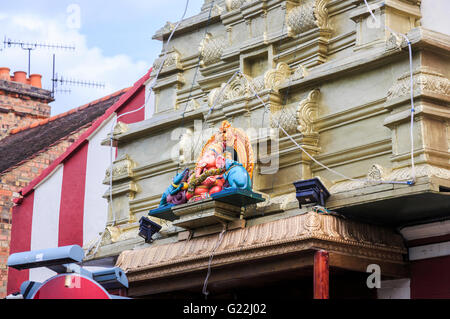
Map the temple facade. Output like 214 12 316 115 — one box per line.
93 0 449 299
9 0 450 299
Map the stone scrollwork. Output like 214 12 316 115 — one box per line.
286 0 331 37
270 88 320 138
297 89 320 135
226 73 251 100
264 62 291 92
207 74 253 106
199 33 226 67
314 0 332 30
386 33 408 51
207 63 292 108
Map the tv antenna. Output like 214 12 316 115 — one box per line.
51 54 105 97
3 36 76 75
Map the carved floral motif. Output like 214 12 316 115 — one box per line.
264 63 291 91
297 89 320 135
387 67 450 101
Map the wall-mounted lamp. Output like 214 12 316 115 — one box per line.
138 217 162 243
293 178 330 208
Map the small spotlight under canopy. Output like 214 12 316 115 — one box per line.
293 178 330 208
139 217 162 243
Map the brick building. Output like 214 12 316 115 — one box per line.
0 67 128 298
0 68 52 139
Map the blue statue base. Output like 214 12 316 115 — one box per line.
149 188 265 222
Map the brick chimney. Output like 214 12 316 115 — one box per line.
0 67 54 139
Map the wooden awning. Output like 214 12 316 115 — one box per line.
116 211 407 297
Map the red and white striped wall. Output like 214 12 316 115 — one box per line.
7 69 153 294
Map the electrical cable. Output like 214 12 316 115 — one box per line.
202 224 227 299
244 72 413 185
178 0 216 172
87 0 192 258
363 0 416 183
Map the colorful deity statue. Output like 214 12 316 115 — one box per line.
159 121 255 206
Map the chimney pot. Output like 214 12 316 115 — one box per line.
0 67 11 81
13 71 27 84
29 74 42 88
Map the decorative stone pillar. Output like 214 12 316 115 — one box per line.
384 67 450 172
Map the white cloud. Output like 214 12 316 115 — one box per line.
0 12 150 115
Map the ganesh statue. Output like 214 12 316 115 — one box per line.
157 121 255 208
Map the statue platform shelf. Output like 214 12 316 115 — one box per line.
149 188 265 230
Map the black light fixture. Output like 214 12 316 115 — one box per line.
138 217 162 243
293 178 330 208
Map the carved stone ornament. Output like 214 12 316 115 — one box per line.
264 63 291 92
367 164 389 182
108 225 139 244
292 65 309 81
152 50 183 76
113 121 129 136
104 154 136 183
162 21 175 34
116 211 406 282
297 89 320 135
207 64 292 107
208 83 228 107
199 33 226 67
184 99 200 112
179 129 201 164
270 105 298 135
287 0 331 37
387 67 450 101
207 73 253 106
225 0 247 11
386 33 408 51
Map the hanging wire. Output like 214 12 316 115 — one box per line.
202 225 227 299
363 0 416 183
87 0 193 258
177 0 217 173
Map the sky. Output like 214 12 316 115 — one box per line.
0 0 205 115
